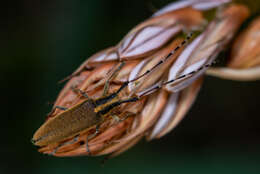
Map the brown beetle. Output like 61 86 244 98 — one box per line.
32 33 213 155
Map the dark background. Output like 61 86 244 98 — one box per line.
2 0 260 174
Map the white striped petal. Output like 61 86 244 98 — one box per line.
148 92 179 139
168 34 204 79
128 59 149 91
120 26 181 58
153 0 231 17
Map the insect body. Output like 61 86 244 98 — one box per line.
32 61 214 156
32 32 215 155
32 82 138 152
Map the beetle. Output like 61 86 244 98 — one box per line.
32 81 138 154
32 32 216 155
32 57 214 156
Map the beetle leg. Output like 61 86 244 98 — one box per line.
111 112 134 124
49 135 79 155
111 115 120 123
55 106 68 110
119 112 135 122
86 124 100 155
95 81 129 106
71 86 90 99
103 62 125 96
47 106 68 117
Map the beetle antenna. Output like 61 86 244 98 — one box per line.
137 61 216 98
64 32 194 103
129 32 193 83
102 61 215 113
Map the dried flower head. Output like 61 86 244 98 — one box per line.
32 0 258 158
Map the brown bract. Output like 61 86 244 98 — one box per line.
230 17 260 68
207 16 260 81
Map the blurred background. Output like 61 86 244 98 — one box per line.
2 0 260 174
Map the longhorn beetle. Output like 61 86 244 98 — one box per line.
32 32 214 155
